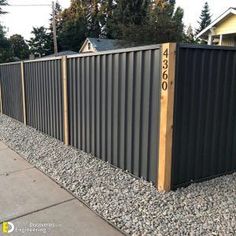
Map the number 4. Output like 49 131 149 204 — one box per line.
163 49 169 58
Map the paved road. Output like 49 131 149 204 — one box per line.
0 142 122 236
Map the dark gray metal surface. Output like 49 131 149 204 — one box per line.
0 63 24 122
172 44 236 188
24 59 64 141
68 46 161 183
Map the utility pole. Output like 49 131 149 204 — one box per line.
52 1 58 54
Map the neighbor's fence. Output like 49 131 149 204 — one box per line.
0 43 236 191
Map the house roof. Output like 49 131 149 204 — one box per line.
80 38 122 52
41 51 78 58
196 7 236 39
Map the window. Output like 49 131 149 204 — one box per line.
88 42 91 50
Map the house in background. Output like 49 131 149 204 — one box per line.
79 38 124 53
41 51 78 58
30 51 78 60
197 7 236 46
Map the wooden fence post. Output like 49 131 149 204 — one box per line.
21 61 27 125
0 81 2 114
157 43 176 192
62 56 69 145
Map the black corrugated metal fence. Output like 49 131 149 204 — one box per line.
172 44 236 188
0 62 24 122
67 46 161 182
0 45 161 185
0 43 236 190
24 59 64 141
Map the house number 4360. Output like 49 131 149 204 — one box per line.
162 48 169 91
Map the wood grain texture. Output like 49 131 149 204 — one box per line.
157 43 176 192
0 82 2 114
62 56 69 145
21 62 27 125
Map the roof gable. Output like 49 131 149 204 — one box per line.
86 38 121 51
197 7 236 38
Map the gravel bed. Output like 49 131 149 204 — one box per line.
0 114 235 235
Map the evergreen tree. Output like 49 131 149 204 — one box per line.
0 24 13 63
111 0 184 45
106 0 149 39
58 0 88 51
28 27 52 57
48 0 185 50
196 2 211 35
145 0 184 43
9 34 30 60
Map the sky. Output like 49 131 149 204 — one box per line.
1 0 236 39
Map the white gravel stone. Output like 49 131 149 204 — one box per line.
0 114 235 235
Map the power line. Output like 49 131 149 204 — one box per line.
4 4 51 7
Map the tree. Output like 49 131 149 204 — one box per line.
50 0 185 50
0 24 13 63
58 0 88 51
145 0 184 43
0 0 7 14
196 2 211 35
85 0 101 38
110 0 184 45
9 34 29 60
106 0 149 40
28 27 52 57
99 0 114 37
184 25 196 43
49 1 63 52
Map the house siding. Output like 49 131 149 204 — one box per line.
214 14 236 35
81 41 96 53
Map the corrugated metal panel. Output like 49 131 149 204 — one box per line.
24 59 64 141
172 44 236 188
68 46 161 183
0 63 24 122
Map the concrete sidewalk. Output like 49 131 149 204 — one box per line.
0 142 122 236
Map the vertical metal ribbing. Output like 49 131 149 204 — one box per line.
91 56 96 155
107 54 113 164
133 51 142 177
126 51 134 174
95 55 101 158
112 53 119 167
119 52 127 170
23 59 63 141
141 50 152 179
67 45 162 184
101 55 107 162
172 44 236 189
0 63 23 122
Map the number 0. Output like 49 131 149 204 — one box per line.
162 81 168 91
